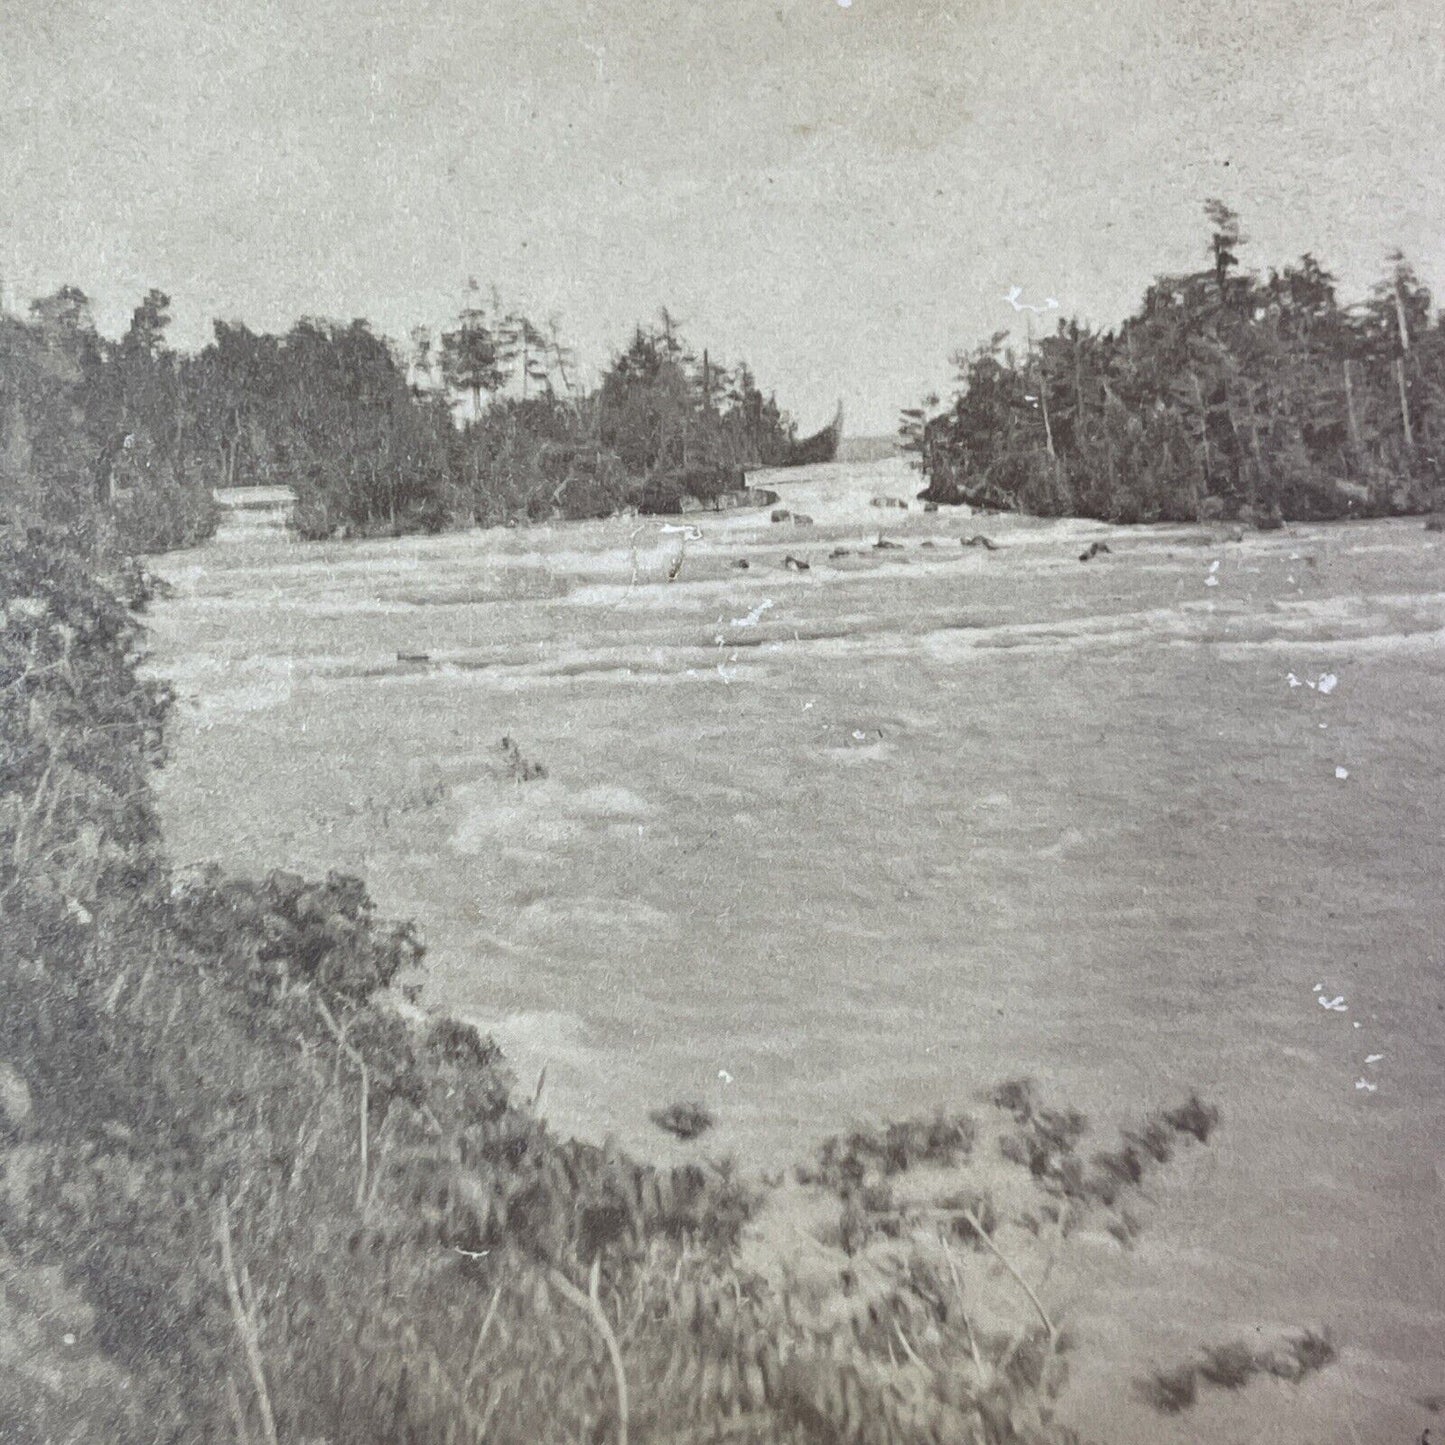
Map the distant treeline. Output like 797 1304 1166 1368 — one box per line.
0 285 797 543
904 203 1445 524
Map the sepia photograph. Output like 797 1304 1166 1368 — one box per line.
2 0 1443 1440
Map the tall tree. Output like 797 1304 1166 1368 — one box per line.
1204 198 1245 306
440 284 508 419
500 313 551 400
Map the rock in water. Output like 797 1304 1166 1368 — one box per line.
649 1101 715 1141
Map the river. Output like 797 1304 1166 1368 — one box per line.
148 458 1445 1442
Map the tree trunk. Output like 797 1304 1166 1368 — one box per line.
1342 359 1361 457
1396 357 1413 449
1242 385 1271 516
173 397 188 485
1393 282 1412 355
1392 280 1415 451
1222 391 1248 504
1190 372 1213 490
1038 374 1056 458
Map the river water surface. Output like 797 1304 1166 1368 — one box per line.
149 459 1445 1442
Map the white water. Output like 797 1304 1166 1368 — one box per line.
150 460 1445 1442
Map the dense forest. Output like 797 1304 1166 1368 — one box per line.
0 283 797 546
905 203 1445 525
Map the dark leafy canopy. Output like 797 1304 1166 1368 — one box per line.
598 316 796 480
349 300 797 530
1 287 218 553
909 202 1445 523
199 289 801 535
418 305 798 530
2 272 808 546
4 279 804 540
440 300 507 413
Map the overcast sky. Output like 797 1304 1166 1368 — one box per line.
4 0 1444 433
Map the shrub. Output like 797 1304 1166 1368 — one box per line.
171 866 425 1010
107 448 219 553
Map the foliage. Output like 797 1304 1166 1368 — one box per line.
910 202 1445 523
597 315 796 480
180 316 458 540
0 289 218 553
798 1113 978 1190
171 866 425 1009
4 281 803 539
440 295 508 415
424 309 796 527
0 527 170 955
